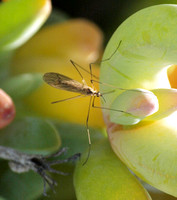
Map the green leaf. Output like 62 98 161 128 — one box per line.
74 139 151 200
1 73 43 99
100 4 177 197
100 4 177 121
54 122 105 158
39 163 77 200
0 0 51 52
0 117 61 155
108 118 177 197
0 167 44 200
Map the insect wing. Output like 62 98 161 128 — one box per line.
43 72 84 93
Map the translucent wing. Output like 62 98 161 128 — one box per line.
43 72 87 93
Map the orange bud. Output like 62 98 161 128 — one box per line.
0 89 15 129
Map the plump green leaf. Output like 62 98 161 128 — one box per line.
108 118 177 197
74 139 151 200
100 4 177 121
0 167 44 200
100 4 177 197
0 0 51 52
0 117 61 155
39 163 77 200
1 73 43 99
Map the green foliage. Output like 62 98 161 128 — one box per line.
0 163 44 200
1 73 43 100
74 139 151 200
0 0 51 52
100 4 177 198
0 117 61 155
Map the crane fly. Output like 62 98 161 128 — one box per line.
43 68 103 165
43 41 126 164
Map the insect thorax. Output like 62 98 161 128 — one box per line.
81 86 99 96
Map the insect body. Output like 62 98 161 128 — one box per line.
43 68 103 164
43 72 101 97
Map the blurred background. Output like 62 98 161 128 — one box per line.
52 0 177 43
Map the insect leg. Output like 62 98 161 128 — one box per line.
51 95 85 104
44 147 68 159
70 60 99 79
35 166 57 195
43 178 47 196
91 80 151 96
47 153 81 166
100 40 122 63
91 79 126 91
89 61 95 90
92 95 132 115
83 95 93 165
89 40 122 80
70 60 87 85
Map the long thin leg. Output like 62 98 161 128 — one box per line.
100 40 122 63
70 60 85 84
91 79 126 91
70 41 122 86
51 94 85 104
83 96 92 165
43 178 47 196
91 80 151 96
101 90 115 96
89 40 122 80
47 167 69 176
89 40 122 91
70 60 99 80
44 147 68 159
36 168 57 195
92 95 132 116
48 153 81 166
89 62 95 91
